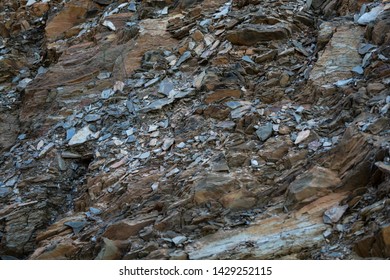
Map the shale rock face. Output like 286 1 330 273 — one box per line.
0 0 390 260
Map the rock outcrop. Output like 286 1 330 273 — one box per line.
0 0 389 260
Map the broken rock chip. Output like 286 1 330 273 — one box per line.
103 20 116 31
26 0 36 6
142 98 174 112
166 168 180 177
68 126 99 146
210 153 229 172
64 220 87 234
18 77 33 88
158 79 174 96
357 5 385 25
175 51 192 67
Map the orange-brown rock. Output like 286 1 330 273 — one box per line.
188 192 348 259
204 89 242 104
193 173 238 205
30 2 49 17
0 112 19 152
309 24 363 86
103 214 157 240
45 0 98 41
95 238 123 260
259 136 292 162
226 24 290 46
220 189 256 210
286 166 341 208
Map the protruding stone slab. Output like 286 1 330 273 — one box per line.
188 193 347 259
286 166 341 207
310 24 363 85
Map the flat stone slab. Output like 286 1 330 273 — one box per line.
188 192 347 259
310 23 364 86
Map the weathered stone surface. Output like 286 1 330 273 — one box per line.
381 225 390 257
327 127 374 191
68 126 99 146
367 117 389 134
316 21 335 51
226 24 290 45
0 113 19 152
0 56 26 83
256 123 273 142
95 238 122 260
371 11 390 45
45 0 96 41
286 166 341 207
226 152 248 168
36 215 85 242
220 190 256 210
204 89 242 104
259 136 292 162
310 24 363 85
30 2 50 17
355 224 390 258
31 240 78 260
1 0 389 262
0 202 49 257
103 214 157 240
193 173 238 205
188 193 347 259
367 82 386 94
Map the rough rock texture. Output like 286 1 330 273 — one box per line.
189 192 348 259
0 0 390 260
226 24 290 45
310 24 364 85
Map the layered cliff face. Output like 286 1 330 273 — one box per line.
0 0 389 260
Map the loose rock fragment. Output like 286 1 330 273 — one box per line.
323 205 349 224
294 130 310 145
103 20 116 31
256 123 273 141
